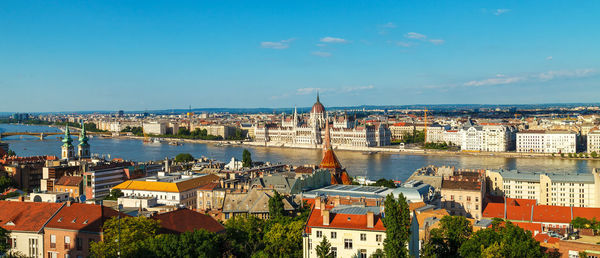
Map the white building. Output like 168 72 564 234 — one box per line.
486 169 600 207
459 122 514 152
254 95 391 148
587 129 600 154
304 199 387 258
516 130 577 154
112 174 219 208
143 121 167 135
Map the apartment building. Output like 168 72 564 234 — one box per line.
486 169 600 207
83 163 130 199
142 121 167 135
459 124 514 152
0 201 65 258
389 122 415 141
440 171 485 219
587 129 600 154
44 203 122 258
516 130 577 154
113 174 220 208
303 198 387 258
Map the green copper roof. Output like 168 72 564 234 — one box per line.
79 122 89 146
62 126 73 147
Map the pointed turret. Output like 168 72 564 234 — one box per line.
78 122 90 159
61 126 74 160
319 122 351 185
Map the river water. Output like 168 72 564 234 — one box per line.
1 124 598 181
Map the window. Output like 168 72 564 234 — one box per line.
316 231 322 238
360 233 366 241
11 238 17 249
76 238 82 251
331 231 337 239
64 236 71 249
344 239 353 249
359 249 367 258
50 235 56 248
29 238 38 258
376 234 382 242
331 247 337 258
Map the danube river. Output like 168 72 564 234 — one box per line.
2 124 599 181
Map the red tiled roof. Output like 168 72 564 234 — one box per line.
534 233 560 244
198 182 220 191
572 207 600 221
513 222 543 234
533 205 572 224
0 201 63 232
153 209 225 234
306 208 386 233
482 203 504 218
55 176 83 187
46 203 125 232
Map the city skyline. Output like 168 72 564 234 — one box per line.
2 1 600 112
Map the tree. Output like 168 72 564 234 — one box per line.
315 236 333 258
262 220 304 258
133 229 224 257
571 217 592 229
242 149 252 168
104 189 124 201
458 221 543 258
371 178 396 188
268 190 286 220
370 249 385 258
6 149 16 156
0 176 15 192
177 127 190 136
422 216 473 258
174 153 194 163
90 216 160 258
382 193 410 258
225 215 267 258
0 227 9 255
592 151 598 158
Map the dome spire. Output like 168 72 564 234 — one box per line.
317 90 320 103
62 126 73 147
79 121 89 146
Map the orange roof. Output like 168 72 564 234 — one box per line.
306 208 386 232
46 203 125 232
55 176 83 187
320 149 342 169
533 205 572 224
114 174 219 193
409 202 427 211
513 222 543 234
0 201 63 232
534 233 560 244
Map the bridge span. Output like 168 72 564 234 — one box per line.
0 131 112 140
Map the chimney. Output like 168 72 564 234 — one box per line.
333 198 340 206
67 201 72 207
19 195 25 202
367 211 374 228
315 198 321 209
322 210 330 226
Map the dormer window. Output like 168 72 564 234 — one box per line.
83 220 88 224
71 218 77 223
57 218 63 222
5 221 15 226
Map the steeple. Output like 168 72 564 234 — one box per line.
61 126 74 160
62 126 73 147
79 122 89 147
78 122 90 159
316 91 320 103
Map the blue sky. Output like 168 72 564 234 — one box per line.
1 1 599 112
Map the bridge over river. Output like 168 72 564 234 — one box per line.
0 130 112 140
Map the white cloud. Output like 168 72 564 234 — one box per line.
260 39 294 49
537 69 596 81
311 51 332 57
320 37 348 43
396 41 413 47
381 22 397 29
494 9 511 15
343 85 375 92
429 39 445 45
546 56 553 60
296 88 320 95
462 68 597 87
464 76 525 87
405 32 427 40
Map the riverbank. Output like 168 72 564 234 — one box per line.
115 134 600 162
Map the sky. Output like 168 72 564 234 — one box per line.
1 1 599 112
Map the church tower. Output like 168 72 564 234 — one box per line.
78 122 90 159
61 126 75 160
